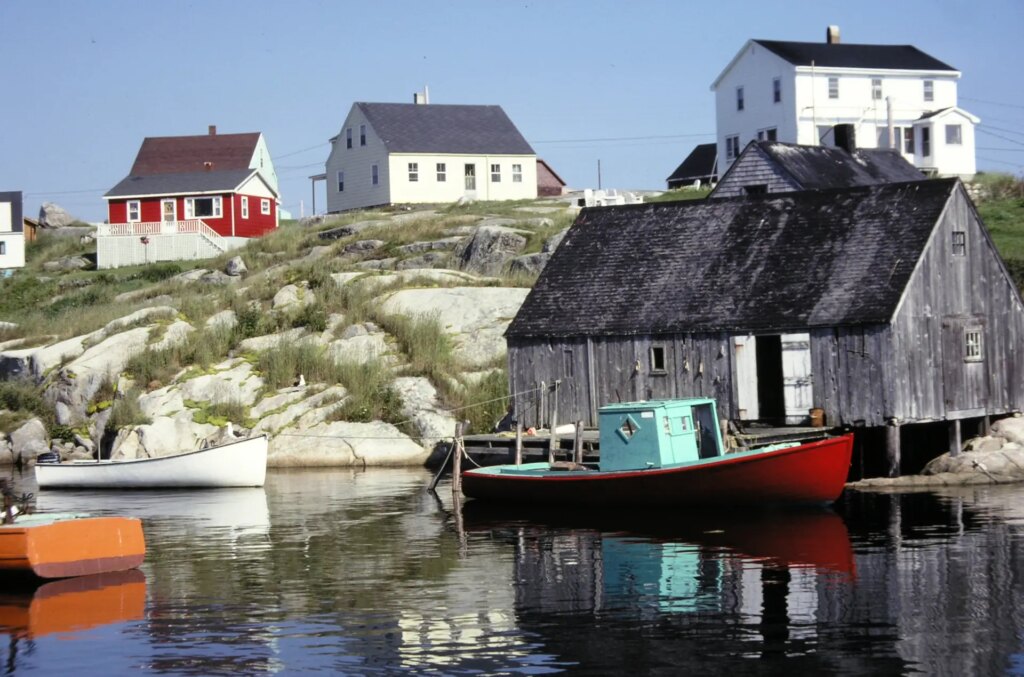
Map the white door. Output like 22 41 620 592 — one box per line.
732 335 758 420
781 333 812 424
161 199 176 233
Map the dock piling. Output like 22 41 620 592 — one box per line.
452 421 464 500
573 420 584 464
514 421 523 465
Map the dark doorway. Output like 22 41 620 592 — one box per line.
756 335 785 423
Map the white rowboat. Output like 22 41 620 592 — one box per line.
35 435 268 489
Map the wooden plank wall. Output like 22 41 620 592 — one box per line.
711 149 801 198
810 326 890 427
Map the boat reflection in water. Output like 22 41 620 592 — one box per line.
462 504 854 620
0 569 146 639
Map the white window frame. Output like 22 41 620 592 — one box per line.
490 163 501 182
184 196 223 219
946 124 962 145
924 80 934 102
436 162 446 182
408 162 419 182
726 135 740 160
337 170 345 192
964 327 983 362
952 230 966 256
0 241 6 256
241 196 249 219
127 200 141 223
261 199 271 216
359 124 366 146
736 86 744 111
346 128 352 149
828 77 839 99
772 77 781 103
512 163 522 183
872 78 882 100
372 164 379 186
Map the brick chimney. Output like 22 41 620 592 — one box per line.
208 125 217 136
826 25 840 44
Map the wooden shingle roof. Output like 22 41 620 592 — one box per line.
129 132 261 175
356 103 535 155
506 179 959 338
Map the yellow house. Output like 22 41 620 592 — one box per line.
325 99 537 213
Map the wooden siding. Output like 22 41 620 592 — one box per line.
889 186 1024 421
711 147 802 198
809 325 891 426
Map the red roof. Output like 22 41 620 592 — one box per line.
129 132 261 176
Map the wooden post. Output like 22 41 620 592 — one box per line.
514 421 523 465
573 420 584 464
452 421 464 501
886 420 901 478
949 419 961 458
548 381 559 464
981 415 991 437
538 381 545 430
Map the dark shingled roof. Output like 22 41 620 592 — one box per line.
105 169 257 198
506 179 958 338
753 40 956 71
130 132 261 175
749 141 924 190
666 143 718 186
356 103 535 155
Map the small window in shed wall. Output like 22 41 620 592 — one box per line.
964 327 983 362
952 230 966 256
650 346 666 372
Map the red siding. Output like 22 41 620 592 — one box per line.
106 193 276 238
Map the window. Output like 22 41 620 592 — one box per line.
127 200 141 222
261 199 271 215
817 125 835 146
922 127 931 157
757 130 764 141
336 170 344 192
871 78 882 100
346 128 352 149
184 196 222 219
0 241 5 256
371 164 379 185
952 230 966 256
650 346 666 372
757 127 777 142
359 124 366 146
465 164 476 190
924 80 934 102
772 77 781 103
491 163 501 182
904 127 915 154
241 196 249 218
744 184 768 195
512 163 522 182
726 135 740 160
408 162 419 182
964 327 983 362
436 162 446 182
828 77 839 99
946 124 962 145
736 86 744 111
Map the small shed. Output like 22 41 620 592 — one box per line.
537 158 567 197
505 179 1024 471
666 143 718 189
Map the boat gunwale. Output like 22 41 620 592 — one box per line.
35 434 268 470
464 433 852 483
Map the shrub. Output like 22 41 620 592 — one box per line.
140 262 183 282
257 340 344 390
330 359 403 424
447 369 509 435
376 312 455 380
106 388 151 432
292 302 328 332
0 379 48 418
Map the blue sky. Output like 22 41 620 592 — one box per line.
1 0 1022 222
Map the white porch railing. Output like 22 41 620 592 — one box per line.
97 220 228 253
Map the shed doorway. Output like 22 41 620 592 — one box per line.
732 333 812 424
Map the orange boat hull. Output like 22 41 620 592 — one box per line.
0 516 146 579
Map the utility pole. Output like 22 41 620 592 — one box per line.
597 159 602 189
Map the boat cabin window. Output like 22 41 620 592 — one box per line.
650 346 666 372
680 416 690 431
618 415 640 441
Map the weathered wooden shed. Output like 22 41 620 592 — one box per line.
505 179 1024 471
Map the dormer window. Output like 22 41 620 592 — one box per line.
924 80 934 102
828 77 839 99
736 86 744 111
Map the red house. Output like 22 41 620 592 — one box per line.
103 127 280 240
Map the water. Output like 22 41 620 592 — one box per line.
3 467 1024 675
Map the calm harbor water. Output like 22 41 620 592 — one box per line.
3 466 1024 675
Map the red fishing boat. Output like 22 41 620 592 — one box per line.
462 398 853 506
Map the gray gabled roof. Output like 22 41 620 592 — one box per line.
759 142 923 189
356 103 535 155
506 179 959 338
104 169 261 198
754 40 957 71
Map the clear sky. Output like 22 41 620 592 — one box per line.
2 0 1022 223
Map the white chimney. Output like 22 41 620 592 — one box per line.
826 25 840 44
413 86 430 105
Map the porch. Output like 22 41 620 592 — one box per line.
96 220 236 269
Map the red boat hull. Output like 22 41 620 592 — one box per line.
462 434 854 506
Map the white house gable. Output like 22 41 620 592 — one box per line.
326 104 391 212
250 134 279 194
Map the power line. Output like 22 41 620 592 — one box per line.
534 132 714 144
978 147 1024 152
977 155 1024 169
274 142 330 160
978 123 1024 139
962 96 1024 110
977 127 1024 148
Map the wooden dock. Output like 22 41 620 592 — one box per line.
462 424 833 467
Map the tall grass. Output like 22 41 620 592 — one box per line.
329 359 402 423
125 325 235 387
257 340 346 390
375 313 455 380
447 369 510 436
106 387 151 432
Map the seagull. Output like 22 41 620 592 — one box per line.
295 374 306 388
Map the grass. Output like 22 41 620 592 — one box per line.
256 340 346 390
974 173 1024 290
105 387 151 432
644 187 712 203
329 359 403 424
375 312 456 381
447 369 510 436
